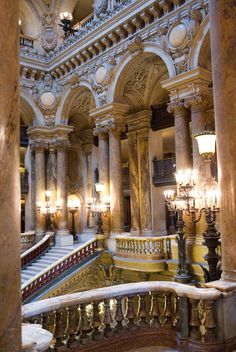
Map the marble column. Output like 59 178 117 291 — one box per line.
98 132 110 235
168 100 192 170
209 0 236 281
185 95 209 186
34 143 46 239
127 131 140 234
138 129 152 234
109 128 124 234
84 144 94 230
0 0 21 350
56 142 73 246
47 145 57 203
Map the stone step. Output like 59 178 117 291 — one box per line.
30 263 48 269
25 267 42 274
42 254 62 260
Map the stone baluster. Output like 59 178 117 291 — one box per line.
151 293 160 327
139 294 148 327
34 142 46 240
164 293 173 326
54 309 67 350
126 296 136 329
189 299 201 340
204 300 217 342
79 304 91 344
67 305 79 348
103 299 113 337
115 297 125 332
92 301 102 340
209 0 236 281
167 100 192 171
56 141 73 246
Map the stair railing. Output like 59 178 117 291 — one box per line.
21 234 51 269
21 238 98 302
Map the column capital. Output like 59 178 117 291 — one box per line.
167 99 186 114
56 139 70 151
30 141 48 152
127 110 151 133
184 93 212 112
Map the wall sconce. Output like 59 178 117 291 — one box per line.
68 195 81 241
59 12 77 37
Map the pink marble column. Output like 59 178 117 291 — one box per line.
98 132 110 235
185 95 209 185
209 0 236 281
168 100 192 170
109 128 124 234
56 142 73 246
34 143 46 238
0 0 21 350
138 129 152 234
127 131 140 234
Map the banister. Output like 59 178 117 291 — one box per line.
22 281 221 319
21 234 51 268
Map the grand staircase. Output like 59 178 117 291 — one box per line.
21 235 100 303
21 245 78 285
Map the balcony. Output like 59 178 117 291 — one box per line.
20 35 34 49
152 157 176 187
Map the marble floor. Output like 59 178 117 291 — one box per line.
125 347 178 352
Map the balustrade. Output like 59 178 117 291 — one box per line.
21 234 51 268
115 235 176 260
21 231 35 253
20 35 34 49
22 281 221 351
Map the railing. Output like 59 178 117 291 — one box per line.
20 35 34 49
22 281 222 351
115 235 176 260
21 234 51 268
21 231 35 253
74 13 94 30
152 157 176 187
21 238 98 302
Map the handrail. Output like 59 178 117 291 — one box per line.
21 234 51 268
21 238 98 302
21 231 35 253
73 12 94 30
22 281 221 319
22 281 222 351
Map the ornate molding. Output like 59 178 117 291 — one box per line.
40 13 58 52
167 99 186 114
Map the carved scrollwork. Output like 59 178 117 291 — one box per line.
40 13 58 52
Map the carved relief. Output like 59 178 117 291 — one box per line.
71 88 94 114
32 73 61 126
41 13 58 52
94 0 109 18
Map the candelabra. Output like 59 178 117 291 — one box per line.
87 182 110 235
164 188 191 284
68 195 81 242
37 190 60 232
164 130 221 283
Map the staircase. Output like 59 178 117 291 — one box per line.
21 245 78 285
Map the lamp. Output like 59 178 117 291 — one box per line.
86 197 110 235
194 131 216 160
37 190 58 232
67 195 81 241
95 182 105 193
59 12 77 37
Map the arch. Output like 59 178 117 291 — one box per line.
56 83 96 125
107 42 175 104
19 0 39 38
20 90 45 126
189 15 210 70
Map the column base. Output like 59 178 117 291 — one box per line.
142 229 153 236
55 233 73 247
